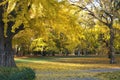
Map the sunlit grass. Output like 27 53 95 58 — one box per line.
95 71 120 80
16 56 120 70
15 56 120 80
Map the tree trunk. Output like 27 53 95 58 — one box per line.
0 26 5 66
109 27 116 64
4 37 16 67
0 0 24 67
0 21 16 67
77 50 80 56
0 33 16 67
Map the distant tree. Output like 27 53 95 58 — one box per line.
30 38 47 56
13 29 34 56
69 0 120 64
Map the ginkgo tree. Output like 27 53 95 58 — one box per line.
0 0 31 67
0 0 61 67
69 0 120 64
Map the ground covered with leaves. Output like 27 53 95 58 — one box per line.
15 56 120 80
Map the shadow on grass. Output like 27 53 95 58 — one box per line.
15 56 113 64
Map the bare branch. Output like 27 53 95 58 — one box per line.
71 3 85 10
100 14 109 24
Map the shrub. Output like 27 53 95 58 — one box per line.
0 73 7 80
0 67 35 80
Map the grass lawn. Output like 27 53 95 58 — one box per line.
15 56 120 80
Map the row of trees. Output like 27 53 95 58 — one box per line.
13 22 120 56
0 0 120 67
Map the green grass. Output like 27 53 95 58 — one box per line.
95 71 120 80
15 56 120 80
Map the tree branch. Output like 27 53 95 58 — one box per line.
0 0 8 6
13 24 25 36
71 3 108 26
7 21 24 38
84 7 108 26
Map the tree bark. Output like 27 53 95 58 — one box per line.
0 25 5 66
4 37 16 67
108 26 116 64
0 27 16 67
0 37 16 67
